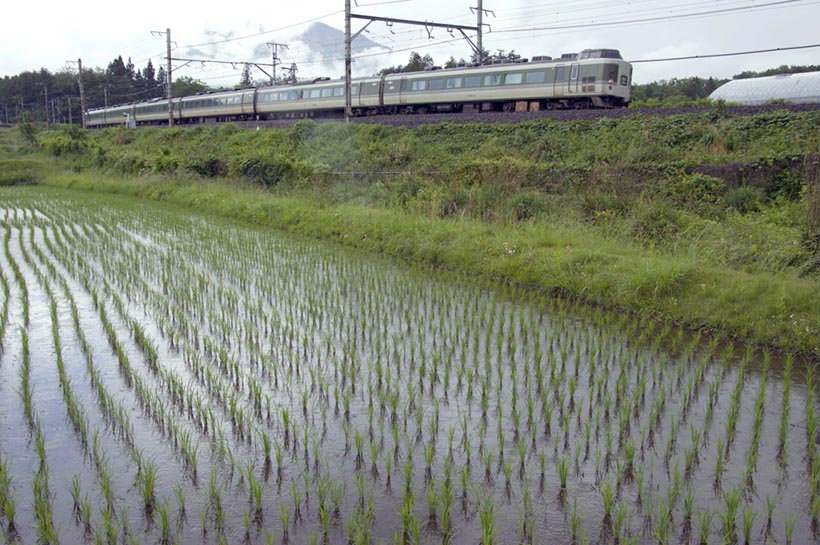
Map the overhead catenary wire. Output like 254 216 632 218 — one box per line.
632 43 820 63
491 0 814 34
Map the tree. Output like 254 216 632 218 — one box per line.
239 65 253 88
171 76 209 98
377 52 435 75
106 56 128 79
733 64 820 79
469 46 490 65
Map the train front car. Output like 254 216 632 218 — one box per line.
383 48 631 113
571 49 632 108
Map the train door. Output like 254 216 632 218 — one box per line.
399 78 408 105
569 63 580 94
554 65 567 96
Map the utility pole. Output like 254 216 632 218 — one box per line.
68 59 87 128
152 28 174 127
477 0 483 65
266 42 288 86
36 82 48 124
470 2 494 65
67 97 73 125
103 86 109 108
78 59 86 127
345 0 352 123
51 99 57 125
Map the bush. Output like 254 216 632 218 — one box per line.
725 186 762 214
657 173 725 213
229 155 306 186
506 192 548 221
632 200 683 243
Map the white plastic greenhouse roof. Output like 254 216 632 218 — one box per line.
709 71 820 105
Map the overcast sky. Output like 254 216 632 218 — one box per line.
3 0 818 85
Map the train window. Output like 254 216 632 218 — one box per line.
525 71 545 84
483 74 501 86
385 81 399 93
504 73 523 85
350 85 359 96
556 66 566 82
411 80 427 91
308 89 322 98
363 82 380 95
428 79 444 90
570 65 579 81
321 88 333 97
446 78 463 89
465 76 481 88
333 87 344 97
620 75 628 86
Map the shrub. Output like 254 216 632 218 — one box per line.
725 187 763 214
632 200 683 243
657 173 725 213
291 119 317 146
229 155 307 186
508 192 548 221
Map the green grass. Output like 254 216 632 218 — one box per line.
0 159 45 185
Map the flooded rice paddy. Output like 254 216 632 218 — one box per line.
0 187 816 545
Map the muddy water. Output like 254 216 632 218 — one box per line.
0 188 815 545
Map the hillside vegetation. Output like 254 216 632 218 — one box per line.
5 108 820 356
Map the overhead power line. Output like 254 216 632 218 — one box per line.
492 0 814 33
632 44 820 63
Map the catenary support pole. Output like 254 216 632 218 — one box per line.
345 0 352 123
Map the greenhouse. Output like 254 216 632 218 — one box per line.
709 71 820 105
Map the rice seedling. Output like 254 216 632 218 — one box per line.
278 505 290 542
570 499 584 544
173 484 187 518
558 457 570 493
720 487 741 544
785 515 796 544
139 460 158 511
741 507 757 544
478 496 496 545
156 498 172 544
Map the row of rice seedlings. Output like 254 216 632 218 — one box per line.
49 297 90 446
0 453 17 533
1 223 29 326
0 265 10 353
32 456 57 544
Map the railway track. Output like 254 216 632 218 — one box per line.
237 102 818 129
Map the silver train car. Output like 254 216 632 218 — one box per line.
85 49 632 127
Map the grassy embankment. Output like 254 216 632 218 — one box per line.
2 108 818 357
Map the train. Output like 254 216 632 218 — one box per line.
85 48 632 127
